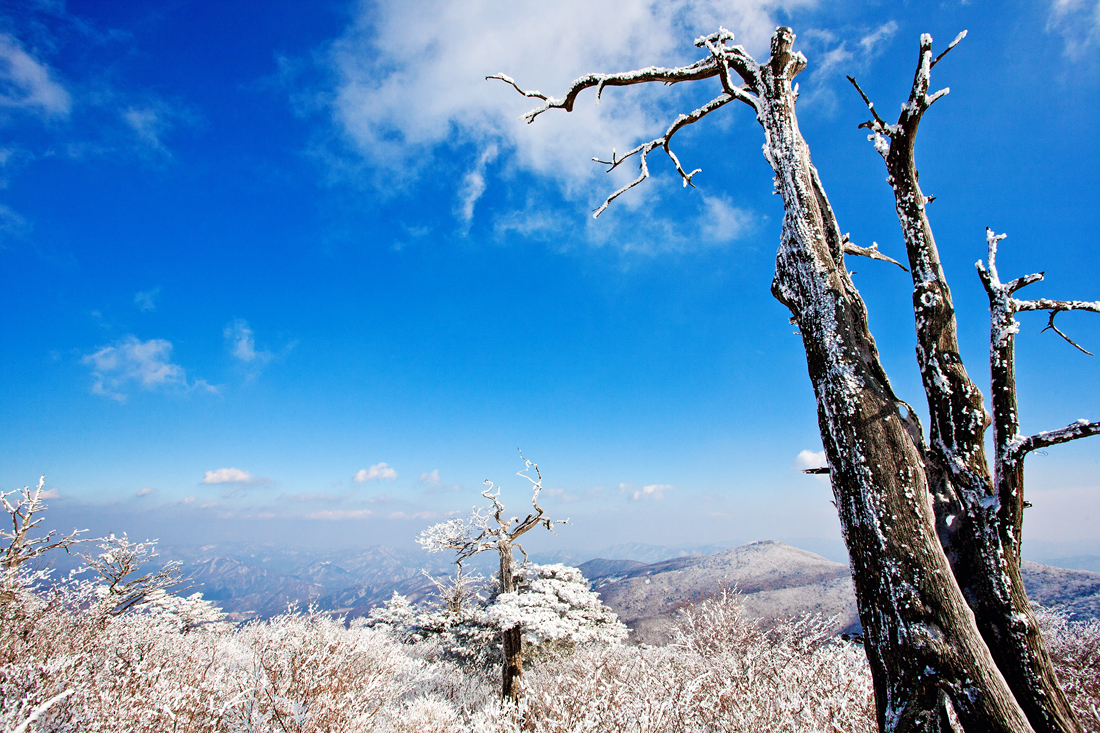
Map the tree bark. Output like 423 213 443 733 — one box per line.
856 37 1081 733
760 28 1032 732
498 542 523 702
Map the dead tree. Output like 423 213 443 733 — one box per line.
493 27 1037 732
845 39 1091 733
1 477 87 573
417 452 566 702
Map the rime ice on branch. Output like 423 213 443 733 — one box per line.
1 477 87 572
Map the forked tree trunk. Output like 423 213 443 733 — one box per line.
759 29 1032 732
854 37 1081 733
497 543 523 702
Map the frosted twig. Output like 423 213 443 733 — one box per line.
930 30 968 68
1041 310 1094 355
841 236 909 272
2 476 88 571
846 76 886 131
492 33 763 218
591 92 733 217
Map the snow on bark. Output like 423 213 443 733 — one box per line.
852 34 1082 733
497 26 1033 732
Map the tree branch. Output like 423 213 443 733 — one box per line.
491 31 763 218
841 236 909 272
1012 298 1100 355
591 92 734 217
1010 419 1100 460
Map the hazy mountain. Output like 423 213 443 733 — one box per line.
1020 560 1100 621
585 541 860 644
148 540 1100 631
583 543 1100 645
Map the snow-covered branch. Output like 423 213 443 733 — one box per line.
840 235 908 272
1 477 88 572
490 29 764 218
77 533 187 616
1009 419 1100 461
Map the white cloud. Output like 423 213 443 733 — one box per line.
134 288 160 312
321 0 815 215
456 143 499 226
797 21 897 114
308 508 374 520
224 319 271 363
122 105 174 154
0 32 72 118
858 21 899 56
793 449 827 470
632 483 674 500
136 487 156 496
82 335 217 401
1047 0 1100 56
793 449 830 483
181 496 195 505
282 491 354 502
202 467 258 484
697 194 755 244
419 469 442 486
355 463 397 482
39 488 60 499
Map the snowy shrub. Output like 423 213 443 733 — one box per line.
518 587 876 733
1035 605 1100 732
486 563 628 651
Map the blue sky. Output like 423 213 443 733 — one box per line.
2 0 1098 561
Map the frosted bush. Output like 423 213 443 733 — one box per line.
519 588 877 733
5 546 1098 733
1034 605 1100 732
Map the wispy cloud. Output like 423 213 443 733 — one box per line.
697 194 755 244
355 463 397 482
631 484 675 501
308 508 374 520
281 491 355 502
797 21 898 114
1047 0 1100 56
225 319 271 363
419 469 442 487
316 0 816 229
136 487 156 497
0 32 72 119
202 467 261 484
134 287 160 312
81 335 217 401
224 319 294 378
455 143 498 228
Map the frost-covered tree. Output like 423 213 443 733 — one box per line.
77 533 190 617
367 563 626 673
417 452 567 701
1 477 87 573
485 563 628 652
492 26 1097 733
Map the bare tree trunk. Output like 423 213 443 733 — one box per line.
760 29 1032 733
498 542 523 702
849 37 1081 733
494 27 1038 730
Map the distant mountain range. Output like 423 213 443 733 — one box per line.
135 540 1100 634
